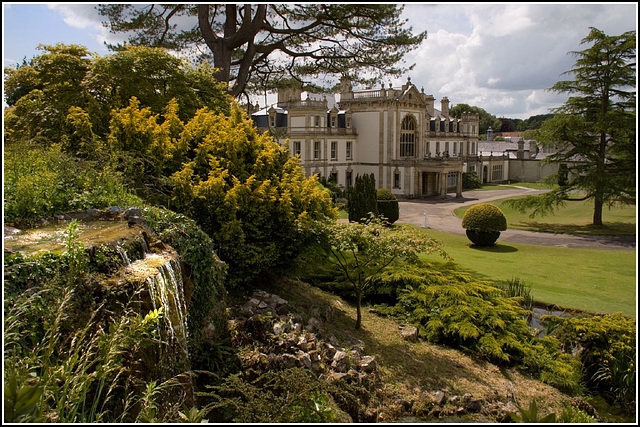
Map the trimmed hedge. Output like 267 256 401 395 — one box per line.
376 188 399 224
461 203 507 232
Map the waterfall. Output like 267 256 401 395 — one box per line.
146 256 189 360
125 252 190 369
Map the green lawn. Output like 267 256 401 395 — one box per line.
469 181 555 191
408 226 636 317
454 197 636 236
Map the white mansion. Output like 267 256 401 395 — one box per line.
252 77 499 198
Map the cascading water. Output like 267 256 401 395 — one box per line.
145 255 189 360
125 251 190 372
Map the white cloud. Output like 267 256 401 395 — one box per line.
401 3 636 119
46 4 102 30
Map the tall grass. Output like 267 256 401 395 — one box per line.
494 277 534 310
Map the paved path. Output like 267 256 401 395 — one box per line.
398 186 636 250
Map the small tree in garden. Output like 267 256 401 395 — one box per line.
348 173 378 223
309 216 446 329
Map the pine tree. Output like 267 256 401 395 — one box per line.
508 28 636 226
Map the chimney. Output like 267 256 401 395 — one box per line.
339 75 353 100
441 97 450 117
517 139 525 160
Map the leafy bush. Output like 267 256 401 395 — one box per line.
4 142 141 223
168 105 335 287
461 203 508 232
369 261 581 392
462 171 482 189
547 313 636 411
348 173 378 223
559 406 597 423
376 188 399 224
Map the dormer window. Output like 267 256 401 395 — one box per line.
331 116 336 128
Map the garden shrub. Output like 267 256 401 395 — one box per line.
546 313 636 410
167 105 335 287
462 203 507 246
376 188 399 224
461 203 508 232
368 261 581 392
462 171 482 189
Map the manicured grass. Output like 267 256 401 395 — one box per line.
407 226 636 317
454 197 636 236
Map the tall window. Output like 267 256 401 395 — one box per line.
492 164 503 181
331 116 336 128
330 171 338 183
346 171 353 188
314 141 320 159
314 116 320 127
436 141 440 155
393 171 401 188
293 141 301 156
330 141 337 160
453 142 457 156
346 141 352 159
400 115 416 157
346 118 351 128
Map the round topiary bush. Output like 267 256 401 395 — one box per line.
461 203 507 246
376 188 399 224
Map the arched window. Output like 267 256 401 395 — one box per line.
400 115 416 157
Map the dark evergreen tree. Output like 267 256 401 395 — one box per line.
348 173 378 223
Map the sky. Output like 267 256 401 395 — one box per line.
2 2 638 119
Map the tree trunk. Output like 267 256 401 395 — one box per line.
593 196 603 226
355 289 362 330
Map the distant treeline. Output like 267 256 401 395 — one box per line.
498 114 555 133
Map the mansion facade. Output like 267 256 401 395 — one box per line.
251 77 484 198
